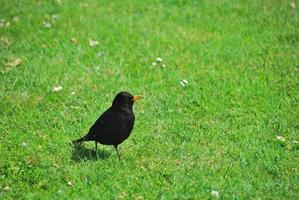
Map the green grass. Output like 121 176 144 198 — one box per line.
1 0 299 199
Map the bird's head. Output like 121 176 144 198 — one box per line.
112 92 142 110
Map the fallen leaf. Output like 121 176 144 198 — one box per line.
6 58 23 67
0 19 5 28
1 36 12 46
71 37 77 44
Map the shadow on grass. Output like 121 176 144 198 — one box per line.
71 144 111 162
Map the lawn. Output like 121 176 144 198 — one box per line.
0 0 298 199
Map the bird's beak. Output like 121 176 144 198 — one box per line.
133 95 142 101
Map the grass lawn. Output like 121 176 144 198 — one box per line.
0 0 298 199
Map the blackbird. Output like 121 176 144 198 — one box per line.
72 92 142 160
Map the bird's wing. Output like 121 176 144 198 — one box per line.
85 107 119 140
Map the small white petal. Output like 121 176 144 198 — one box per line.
43 21 52 28
13 16 20 22
180 81 186 87
21 142 27 147
52 14 59 19
95 66 100 71
67 181 73 186
71 91 76 95
53 86 62 92
211 190 220 198
182 79 188 84
3 186 10 191
276 135 286 142
162 64 166 68
152 62 157 66
156 57 162 62
89 39 99 47
290 2 296 8
180 79 188 87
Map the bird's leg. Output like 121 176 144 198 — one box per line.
95 142 98 157
114 145 121 161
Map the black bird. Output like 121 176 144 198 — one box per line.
72 92 142 160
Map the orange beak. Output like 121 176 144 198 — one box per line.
133 95 142 101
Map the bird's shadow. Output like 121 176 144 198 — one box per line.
71 144 111 162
